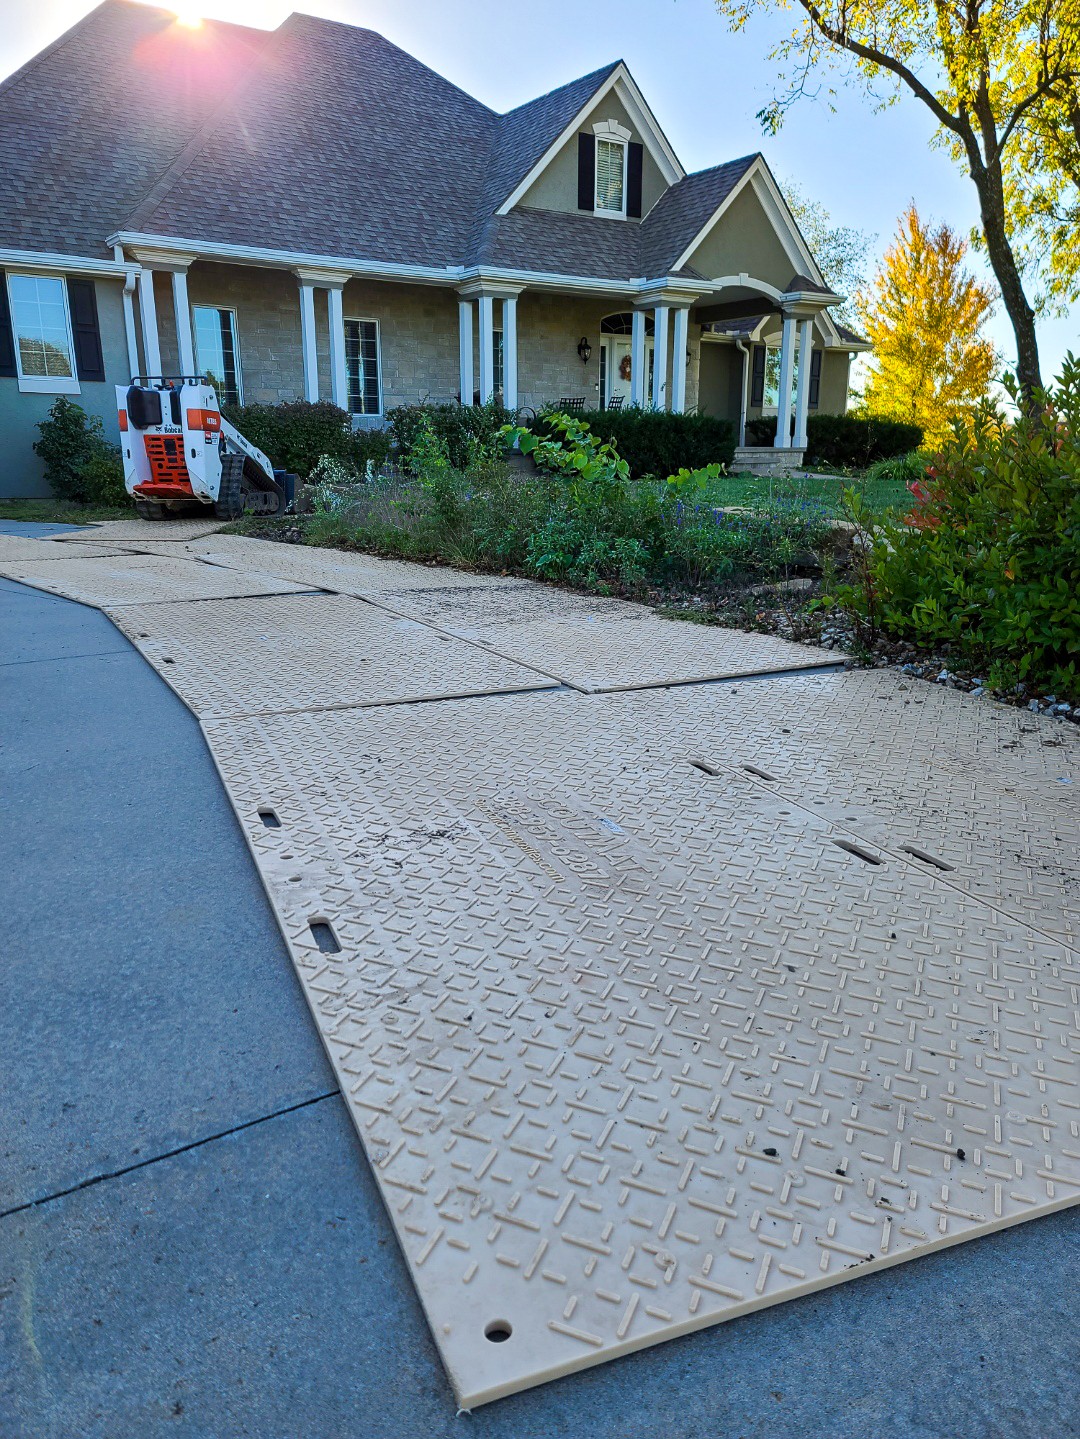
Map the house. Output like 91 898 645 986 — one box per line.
0 0 869 498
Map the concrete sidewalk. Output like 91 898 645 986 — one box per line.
1 570 1077 1438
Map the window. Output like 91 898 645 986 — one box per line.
493 328 504 398
595 138 626 216
6 273 78 393
762 348 782 410
345 318 381 416
193 306 242 405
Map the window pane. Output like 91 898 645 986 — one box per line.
8 275 74 380
193 306 241 405
764 349 782 408
493 329 504 398
345 319 381 415
595 139 624 213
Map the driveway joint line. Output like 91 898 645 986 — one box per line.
0 1089 341 1222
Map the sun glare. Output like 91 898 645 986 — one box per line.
172 3 204 26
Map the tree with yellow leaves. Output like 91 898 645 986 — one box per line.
856 205 997 446
709 0 1080 400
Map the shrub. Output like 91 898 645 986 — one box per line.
841 356 1080 698
34 397 126 504
539 406 735 477
221 399 355 479
744 413 923 468
387 400 513 470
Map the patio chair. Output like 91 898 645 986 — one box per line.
606 395 625 411
557 397 586 412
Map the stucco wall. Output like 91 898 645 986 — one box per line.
518 90 667 217
697 340 744 424
685 182 795 290
0 275 129 499
817 349 851 413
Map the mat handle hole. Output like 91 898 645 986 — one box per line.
484 1320 513 1344
832 839 884 867
900 844 955 871
258 808 282 829
689 759 721 777
742 764 778 782
309 920 341 954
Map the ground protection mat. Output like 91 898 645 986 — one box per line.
0 553 310 608
53 517 228 542
0 536 128 562
144 533 539 597
427 612 836 693
200 690 1080 1407
603 674 1080 948
107 592 558 717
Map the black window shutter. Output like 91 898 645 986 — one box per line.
627 142 644 218
68 277 105 382
808 348 822 408
577 133 595 211
750 344 766 406
0 270 15 378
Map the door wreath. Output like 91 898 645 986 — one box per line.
618 354 632 381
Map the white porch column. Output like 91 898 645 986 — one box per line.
299 282 319 402
670 306 689 413
792 318 813 450
122 270 139 379
773 311 797 447
501 295 518 409
651 305 669 409
327 283 348 411
170 268 195 377
630 309 646 407
137 269 161 378
478 295 495 403
458 299 474 404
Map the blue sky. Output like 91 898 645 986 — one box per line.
4 0 1076 383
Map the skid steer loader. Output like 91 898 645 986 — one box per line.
117 377 294 521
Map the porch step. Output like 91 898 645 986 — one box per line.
732 446 806 477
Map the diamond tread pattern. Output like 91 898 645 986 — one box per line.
0 536 130 561
0 553 310 608
53 517 228 542
201 691 1080 1407
603 674 1080 947
107 592 559 717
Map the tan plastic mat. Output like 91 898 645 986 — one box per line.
603 673 1080 947
0 536 128 561
141 533 535 596
0 553 309 608
53 517 228 542
200 691 1080 1407
107 592 558 717
425 612 835 692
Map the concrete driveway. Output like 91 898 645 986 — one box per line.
0 526 1077 1437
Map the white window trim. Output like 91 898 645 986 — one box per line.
593 135 628 221
192 304 243 406
6 271 81 395
344 315 383 420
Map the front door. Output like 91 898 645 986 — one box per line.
603 338 653 407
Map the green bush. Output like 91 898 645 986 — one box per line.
221 400 355 479
745 413 923 468
33 397 126 505
387 399 512 470
842 356 1080 697
540 406 735 478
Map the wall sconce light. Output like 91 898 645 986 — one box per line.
577 336 592 364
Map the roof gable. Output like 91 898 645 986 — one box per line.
493 63 684 216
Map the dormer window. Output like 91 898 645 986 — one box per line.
595 137 626 216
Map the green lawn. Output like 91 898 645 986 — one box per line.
0 498 133 525
714 470 911 517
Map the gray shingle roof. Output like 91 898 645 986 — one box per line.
0 0 269 259
0 1 797 291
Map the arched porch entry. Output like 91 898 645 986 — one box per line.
598 312 654 409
